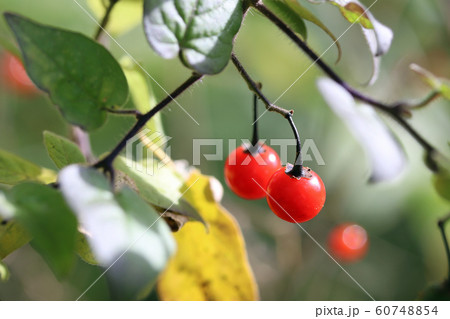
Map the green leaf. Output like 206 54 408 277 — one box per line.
43 131 86 169
4 13 129 131
58 165 176 300
263 0 307 39
410 64 450 100
0 149 41 185
7 183 77 277
143 0 244 74
115 156 205 225
0 219 31 259
429 152 450 201
0 191 31 259
0 149 58 185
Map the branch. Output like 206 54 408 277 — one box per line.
94 0 119 41
251 0 439 170
94 73 203 180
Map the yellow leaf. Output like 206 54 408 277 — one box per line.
157 172 259 300
88 0 143 36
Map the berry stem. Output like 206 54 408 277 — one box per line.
231 53 303 177
286 113 303 178
250 0 439 171
438 213 450 283
251 93 259 146
231 53 291 118
94 0 119 41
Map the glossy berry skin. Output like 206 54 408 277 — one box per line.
224 144 281 199
328 224 368 263
1 53 37 95
266 166 326 223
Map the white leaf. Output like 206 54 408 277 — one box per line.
317 78 406 182
59 165 176 299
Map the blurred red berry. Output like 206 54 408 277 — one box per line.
328 223 368 263
1 52 37 95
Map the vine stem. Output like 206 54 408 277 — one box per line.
94 73 203 177
94 0 119 41
231 53 304 177
251 0 439 170
438 213 450 282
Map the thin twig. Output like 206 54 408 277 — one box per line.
94 73 203 179
94 0 119 41
231 53 291 117
103 108 142 117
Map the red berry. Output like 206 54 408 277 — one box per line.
266 166 326 223
328 223 368 263
1 53 37 95
224 143 281 199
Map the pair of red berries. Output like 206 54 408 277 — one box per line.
224 143 326 223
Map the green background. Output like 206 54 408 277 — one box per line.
0 0 449 300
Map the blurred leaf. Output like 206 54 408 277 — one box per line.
418 282 450 301
120 56 165 147
7 183 77 277
75 230 98 265
5 13 129 131
115 156 205 225
263 0 307 39
0 220 31 260
87 0 143 35
58 165 176 300
310 0 393 84
158 172 259 301
43 131 86 169
410 64 450 100
317 78 406 182
143 0 244 74
0 260 10 281
0 191 31 259
0 149 57 185
430 153 450 201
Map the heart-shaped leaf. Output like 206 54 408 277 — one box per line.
5 13 129 130
59 165 176 300
143 0 245 74
317 78 406 182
